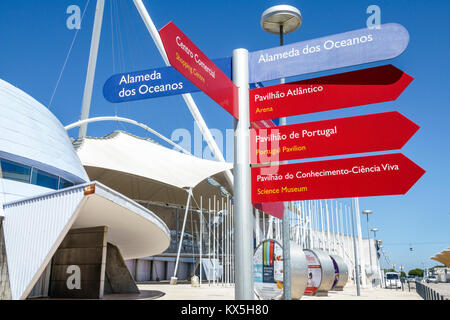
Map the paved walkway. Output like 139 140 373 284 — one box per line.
302 284 421 300
136 282 422 300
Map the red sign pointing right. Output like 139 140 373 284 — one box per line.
249 65 413 122
252 153 425 203
251 111 419 164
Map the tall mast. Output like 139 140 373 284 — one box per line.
78 0 105 139
132 0 233 186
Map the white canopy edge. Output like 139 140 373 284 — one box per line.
75 131 233 189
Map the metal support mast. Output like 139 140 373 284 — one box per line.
78 0 105 139
132 0 233 186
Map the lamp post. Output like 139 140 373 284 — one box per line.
362 210 374 286
373 236 382 287
261 5 302 301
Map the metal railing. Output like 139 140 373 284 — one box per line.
415 281 448 300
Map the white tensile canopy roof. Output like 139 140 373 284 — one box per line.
75 130 233 195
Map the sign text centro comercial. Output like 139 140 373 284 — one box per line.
159 21 238 118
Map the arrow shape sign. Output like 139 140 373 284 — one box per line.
249 23 409 83
102 57 232 103
250 64 413 122
251 111 419 164
252 153 425 203
159 22 238 118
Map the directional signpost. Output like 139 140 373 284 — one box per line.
251 111 420 164
149 18 423 301
159 22 238 118
246 22 421 301
250 64 413 121
252 153 425 203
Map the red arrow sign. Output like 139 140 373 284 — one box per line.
251 111 419 164
251 153 425 203
253 202 285 220
159 22 238 118
249 65 413 122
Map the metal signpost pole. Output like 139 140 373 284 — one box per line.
260 4 302 301
232 48 254 300
279 27 292 301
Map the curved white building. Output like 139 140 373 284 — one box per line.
0 79 89 202
0 79 171 300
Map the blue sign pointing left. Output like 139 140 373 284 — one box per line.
103 57 231 103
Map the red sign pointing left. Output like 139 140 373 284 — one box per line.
252 153 425 203
159 22 238 118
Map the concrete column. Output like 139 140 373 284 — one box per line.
0 216 12 300
50 226 108 299
104 243 139 294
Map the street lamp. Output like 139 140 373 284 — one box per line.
362 210 374 284
261 5 302 88
261 5 302 43
370 228 380 287
261 5 302 301
371 227 379 238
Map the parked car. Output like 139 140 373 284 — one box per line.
407 275 416 282
385 272 402 289
425 275 439 283
415 277 423 283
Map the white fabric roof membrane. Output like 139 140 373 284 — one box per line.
75 131 233 189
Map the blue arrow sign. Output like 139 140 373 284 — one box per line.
103 57 231 103
248 23 409 83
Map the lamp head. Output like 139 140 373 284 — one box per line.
261 5 302 34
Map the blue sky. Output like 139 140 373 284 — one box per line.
0 0 449 273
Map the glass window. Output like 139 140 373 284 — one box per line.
386 274 399 280
0 158 31 183
31 168 59 190
58 178 74 190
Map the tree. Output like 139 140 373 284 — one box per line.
400 271 407 277
408 268 424 277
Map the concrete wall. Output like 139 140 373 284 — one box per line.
0 217 11 299
49 226 107 299
104 243 139 294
